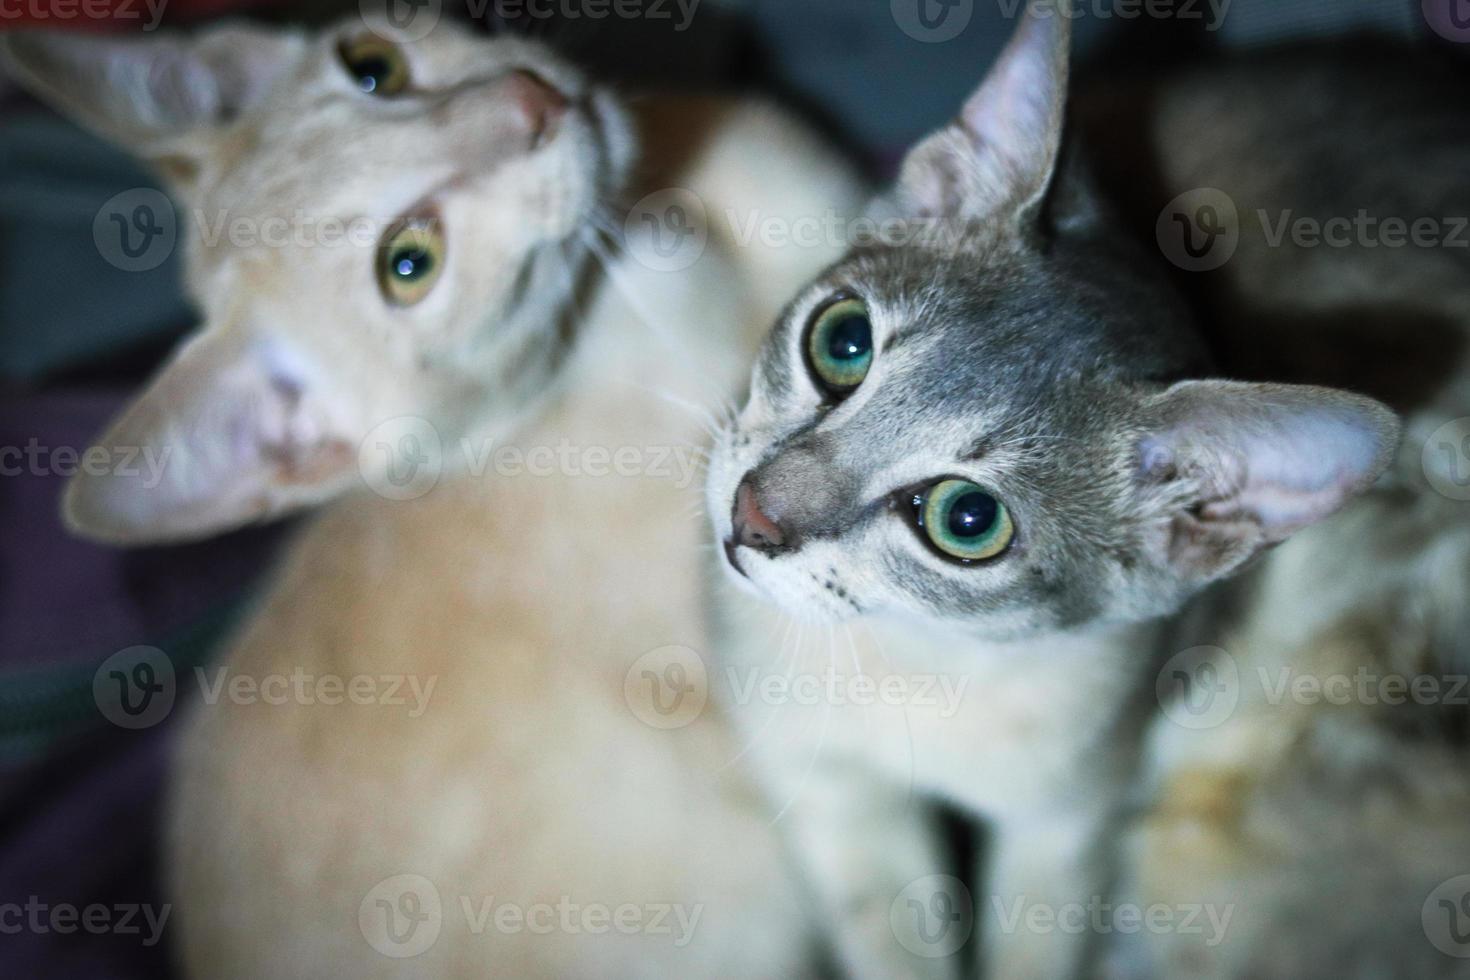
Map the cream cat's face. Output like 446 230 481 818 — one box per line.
1 17 632 544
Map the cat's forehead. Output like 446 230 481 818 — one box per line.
755 242 1187 477
817 240 1206 394
820 248 1099 394
199 36 562 213
202 111 464 223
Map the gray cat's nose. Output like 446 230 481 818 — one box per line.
732 477 787 554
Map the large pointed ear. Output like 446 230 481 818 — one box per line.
0 24 306 181
63 330 360 546
1134 381 1402 589
895 0 1071 225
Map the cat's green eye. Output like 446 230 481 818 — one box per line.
916 479 1015 563
378 217 445 307
338 35 410 97
805 297 873 394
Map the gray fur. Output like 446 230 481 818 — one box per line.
704 5 1448 980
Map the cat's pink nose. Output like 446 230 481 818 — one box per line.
505 70 569 146
732 478 786 553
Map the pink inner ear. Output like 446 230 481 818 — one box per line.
138 47 221 126
1144 383 1401 544
894 0 1070 223
60 330 360 545
1231 408 1384 530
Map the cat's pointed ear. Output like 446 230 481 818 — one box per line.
0 25 305 184
895 0 1071 225
1134 381 1401 589
62 331 360 546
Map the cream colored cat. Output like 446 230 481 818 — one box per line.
4 16 865 977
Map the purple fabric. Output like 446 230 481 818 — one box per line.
0 389 284 673
1 387 289 977
0 722 180 978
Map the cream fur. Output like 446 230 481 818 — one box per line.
162 94 867 978
4 17 868 977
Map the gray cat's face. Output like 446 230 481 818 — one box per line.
708 5 1399 640
708 230 1194 636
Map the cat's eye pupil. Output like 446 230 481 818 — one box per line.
353 58 392 94
392 249 431 281
826 315 872 362
948 491 998 539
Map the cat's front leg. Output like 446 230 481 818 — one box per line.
978 805 1116 980
760 760 965 980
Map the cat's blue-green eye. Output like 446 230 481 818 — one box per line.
917 479 1015 562
805 297 873 394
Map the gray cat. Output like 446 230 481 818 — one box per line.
703 3 1463 978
